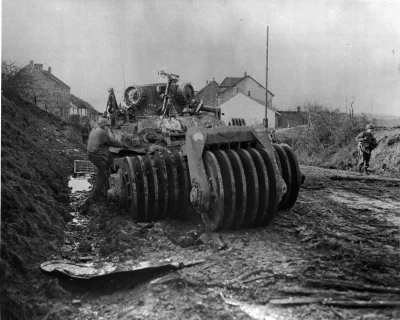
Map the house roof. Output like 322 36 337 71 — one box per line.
220 75 274 96
194 80 219 97
219 77 244 87
42 70 70 89
220 92 279 115
22 63 71 89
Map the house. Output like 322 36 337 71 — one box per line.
21 60 71 119
195 72 274 110
70 94 102 127
219 93 279 128
69 101 87 116
277 106 308 127
194 79 219 106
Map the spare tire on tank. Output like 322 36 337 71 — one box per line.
175 82 195 105
124 85 147 107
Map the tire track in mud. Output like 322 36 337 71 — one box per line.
62 166 400 320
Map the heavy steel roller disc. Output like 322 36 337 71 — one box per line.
225 149 247 229
213 150 236 230
247 148 269 227
202 151 224 231
172 150 190 219
273 144 292 210
143 155 159 222
162 150 179 218
256 148 278 226
132 156 148 222
281 144 301 209
273 148 282 175
123 156 138 222
152 151 168 219
235 149 259 228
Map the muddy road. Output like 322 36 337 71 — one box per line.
55 166 400 320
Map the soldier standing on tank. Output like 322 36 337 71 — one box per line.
80 118 129 213
355 123 378 174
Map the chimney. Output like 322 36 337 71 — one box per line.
206 80 209 84
244 71 247 77
212 77 215 82
297 106 301 112
48 67 51 73
30 60 34 68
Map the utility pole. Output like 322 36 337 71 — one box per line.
264 26 269 128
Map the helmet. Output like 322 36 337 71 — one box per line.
182 107 191 114
98 118 111 127
366 123 374 130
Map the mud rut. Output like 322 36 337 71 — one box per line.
60 166 400 320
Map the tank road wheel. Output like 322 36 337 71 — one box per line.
225 149 247 229
214 150 236 230
281 144 301 209
273 144 292 210
202 151 224 231
256 148 279 226
132 156 148 222
172 150 190 219
123 157 138 222
247 148 269 227
143 155 159 222
235 149 259 228
162 150 179 218
152 151 168 219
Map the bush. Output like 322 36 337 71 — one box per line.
277 103 369 166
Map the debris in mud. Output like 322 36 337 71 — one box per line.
40 259 205 279
196 233 228 250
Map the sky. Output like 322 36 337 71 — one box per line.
2 0 400 116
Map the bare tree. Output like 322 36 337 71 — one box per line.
1 60 37 101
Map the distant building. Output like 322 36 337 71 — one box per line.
195 72 274 111
21 60 71 119
277 106 308 127
219 93 279 128
70 94 102 127
70 101 87 116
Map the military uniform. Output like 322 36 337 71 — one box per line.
86 122 127 202
81 124 90 144
355 127 377 173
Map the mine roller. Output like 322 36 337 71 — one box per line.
104 71 303 231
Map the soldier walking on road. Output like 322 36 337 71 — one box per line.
80 118 129 213
355 123 378 174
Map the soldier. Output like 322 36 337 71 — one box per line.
81 122 90 144
182 107 191 117
355 123 378 174
80 118 129 213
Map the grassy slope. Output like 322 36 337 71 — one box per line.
276 125 400 177
1 96 85 319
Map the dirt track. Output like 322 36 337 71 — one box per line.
58 166 400 320
1 98 399 320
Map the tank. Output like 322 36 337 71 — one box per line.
105 71 303 231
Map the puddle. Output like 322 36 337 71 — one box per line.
69 175 92 193
329 190 400 225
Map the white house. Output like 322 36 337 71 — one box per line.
219 93 278 128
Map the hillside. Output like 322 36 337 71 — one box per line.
1 96 86 319
276 125 400 178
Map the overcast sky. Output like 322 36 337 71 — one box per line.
2 0 400 116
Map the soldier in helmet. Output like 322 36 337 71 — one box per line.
355 123 378 174
80 118 129 213
182 107 192 117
